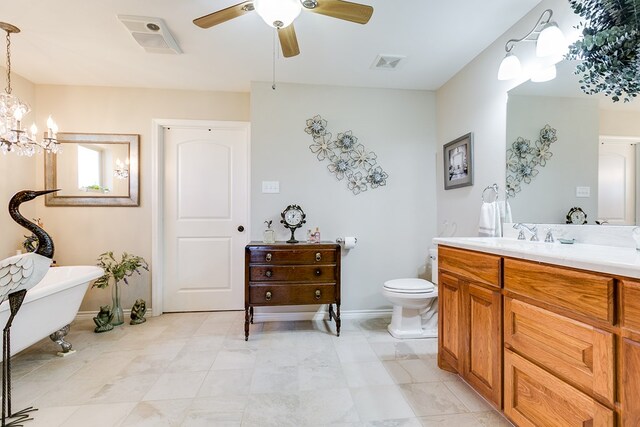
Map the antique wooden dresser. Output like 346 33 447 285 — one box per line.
244 242 341 340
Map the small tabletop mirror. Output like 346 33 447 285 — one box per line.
45 133 139 206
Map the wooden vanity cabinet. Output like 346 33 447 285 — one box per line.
620 278 640 426
438 246 502 408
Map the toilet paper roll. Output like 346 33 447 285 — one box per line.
342 236 357 249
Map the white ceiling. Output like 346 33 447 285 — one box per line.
2 0 541 92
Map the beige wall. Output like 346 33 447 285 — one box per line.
251 82 437 311
600 109 640 137
435 0 581 236
32 85 249 311
0 67 38 258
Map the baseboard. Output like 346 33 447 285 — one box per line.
75 308 390 322
76 308 154 320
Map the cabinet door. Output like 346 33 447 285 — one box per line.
504 350 614 427
438 273 462 373
464 283 502 407
621 338 640 427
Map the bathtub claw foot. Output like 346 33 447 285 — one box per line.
49 324 74 355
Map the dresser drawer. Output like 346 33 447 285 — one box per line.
250 265 336 282
505 298 614 405
438 246 501 288
622 278 640 333
248 248 337 265
504 258 614 324
504 350 614 427
249 283 336 305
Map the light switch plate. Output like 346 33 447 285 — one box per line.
262 181 280 194
576 186 591 198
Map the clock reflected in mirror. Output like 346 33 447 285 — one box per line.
280 204 306 243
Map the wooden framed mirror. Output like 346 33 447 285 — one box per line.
45 132 139 206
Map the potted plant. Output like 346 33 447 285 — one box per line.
94 251 149 326
566 0 640 102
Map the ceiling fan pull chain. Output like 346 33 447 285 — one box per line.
272 28 277 90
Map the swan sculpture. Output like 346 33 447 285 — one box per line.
0 189 57 427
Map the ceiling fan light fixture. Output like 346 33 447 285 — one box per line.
254 0 302 28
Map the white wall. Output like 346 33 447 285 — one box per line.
507 95 599 223
251 82 437 311
435 0 581 236
32 85 249 311
0 67 38 258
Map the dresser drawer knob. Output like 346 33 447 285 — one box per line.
265 270 272 278
315 252 321 262
315 289 321 300
315 269 321 276
265 291 272 301
265 253 272 262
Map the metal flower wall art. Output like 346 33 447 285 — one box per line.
305 115 387 195
505 124 557 198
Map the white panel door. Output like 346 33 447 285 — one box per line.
163 124 249 311
598 142 636 225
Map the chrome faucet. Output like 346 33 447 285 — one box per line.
513 223 539 241
544 228 555 243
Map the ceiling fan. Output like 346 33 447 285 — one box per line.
193 0 374 58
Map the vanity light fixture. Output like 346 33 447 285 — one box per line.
114 158 130 179
0 22 60 156
530 64 557 83
497 9 567 81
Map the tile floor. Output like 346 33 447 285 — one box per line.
6 312 513 426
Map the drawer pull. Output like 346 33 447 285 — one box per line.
315 269 321 276
315 252 322 262
265 270 272 278
265 253 272 262
265 291 272 301
315 289 321 300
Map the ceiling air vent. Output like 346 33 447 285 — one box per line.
371 55 406 70
118 15 182 54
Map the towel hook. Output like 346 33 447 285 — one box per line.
481 184 499 203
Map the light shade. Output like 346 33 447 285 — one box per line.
536 22 567 57
498 53 522 81
531 64 556 82
254 0 302 28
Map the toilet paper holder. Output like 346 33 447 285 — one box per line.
336 237 357 249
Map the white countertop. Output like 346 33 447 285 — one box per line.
433 237 640 279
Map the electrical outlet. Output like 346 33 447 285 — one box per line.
576 186 591 198
262 181 280 194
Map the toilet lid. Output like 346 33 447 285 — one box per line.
383 278 435 294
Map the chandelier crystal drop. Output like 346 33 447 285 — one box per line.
0 22 60 156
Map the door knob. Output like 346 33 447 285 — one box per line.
237 225 245 232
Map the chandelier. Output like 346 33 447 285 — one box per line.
114 158 129 179
0 22 60 156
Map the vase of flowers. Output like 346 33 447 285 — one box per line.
94 251 149 326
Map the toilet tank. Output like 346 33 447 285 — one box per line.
429 248 438 285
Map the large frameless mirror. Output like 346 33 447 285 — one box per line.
45 133 139 206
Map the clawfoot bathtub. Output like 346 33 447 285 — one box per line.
0 265 103 360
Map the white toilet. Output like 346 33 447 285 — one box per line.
382 248 438 339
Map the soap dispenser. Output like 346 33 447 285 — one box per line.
263 220 275 244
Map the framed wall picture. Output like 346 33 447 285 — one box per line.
443 132 473 190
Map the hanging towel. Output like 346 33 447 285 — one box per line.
479 201 502 237
498 200 513 224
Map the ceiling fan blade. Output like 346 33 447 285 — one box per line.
307 0 373 24
193 1 254 29
278 24 300 58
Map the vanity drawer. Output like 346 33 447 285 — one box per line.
504 349 614 427
249 265 336 282
438 246 501 288
504 297 614 405
621 278 640 333
504 258 614 324
249 283 336 305
248 248 337 265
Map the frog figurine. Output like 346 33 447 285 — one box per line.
93 305 114 333
130 299 147 325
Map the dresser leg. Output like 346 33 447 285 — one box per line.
336 302 341 337
244 305 250 341
328 304 334 321
250 306 254 324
